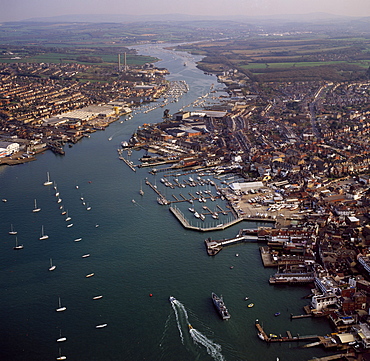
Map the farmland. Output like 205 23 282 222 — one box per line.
179 36 370 82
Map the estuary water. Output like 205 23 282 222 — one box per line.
0 44 331 361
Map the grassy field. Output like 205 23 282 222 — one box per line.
240 60 370 70
187 35 370 81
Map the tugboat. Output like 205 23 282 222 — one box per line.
212 292 230 320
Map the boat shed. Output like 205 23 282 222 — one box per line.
229 181 264 193
0 141 20 157
336 333 355 344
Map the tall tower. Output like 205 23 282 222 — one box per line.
118 54 121 72
124 52 127 72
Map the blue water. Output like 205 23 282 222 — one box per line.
0 44 332 361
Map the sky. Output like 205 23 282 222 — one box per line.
1 0 370 22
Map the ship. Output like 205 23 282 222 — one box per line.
212 292 230 320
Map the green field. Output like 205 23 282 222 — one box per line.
240 60 370 70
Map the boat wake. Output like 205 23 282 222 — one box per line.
170 297 225 361
170 297 187 344
190 328 223 361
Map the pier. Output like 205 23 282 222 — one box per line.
308 353 355 361
204 230 259 256
119 156 136 172
255 319 320 343
169 206 243 232
204 228 272 255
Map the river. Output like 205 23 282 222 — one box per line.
0 43 331 361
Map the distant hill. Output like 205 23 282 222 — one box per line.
22 12 359 24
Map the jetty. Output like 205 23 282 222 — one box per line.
255 319 320 343
119 156 136 172
169 205 243 232
308 353 355 361
205 230 261 255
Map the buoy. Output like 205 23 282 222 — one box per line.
149 293 153 297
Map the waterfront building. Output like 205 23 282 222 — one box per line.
311 293 338 312
0 141 20 157
353 323 370 348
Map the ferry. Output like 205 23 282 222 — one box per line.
212 292 230 320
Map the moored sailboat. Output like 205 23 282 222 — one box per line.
9 224 17 235
13 236 24 250
139 180 144 196
65 211 71 222
43 172 52 186
49 258 56 271
32 199 41 213
39 225 49 240
56 329 66 342
56 347 66 360
56 297 66 312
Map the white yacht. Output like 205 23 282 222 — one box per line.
39 225 49 240
43 172 52 186
56 297 66 312
32 199 41 213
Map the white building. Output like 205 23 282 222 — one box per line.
311 293 338 311
0 141 19 157
229 181 264 193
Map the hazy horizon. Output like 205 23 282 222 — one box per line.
1 0 370 23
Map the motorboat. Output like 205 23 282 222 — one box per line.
96 324 107 328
